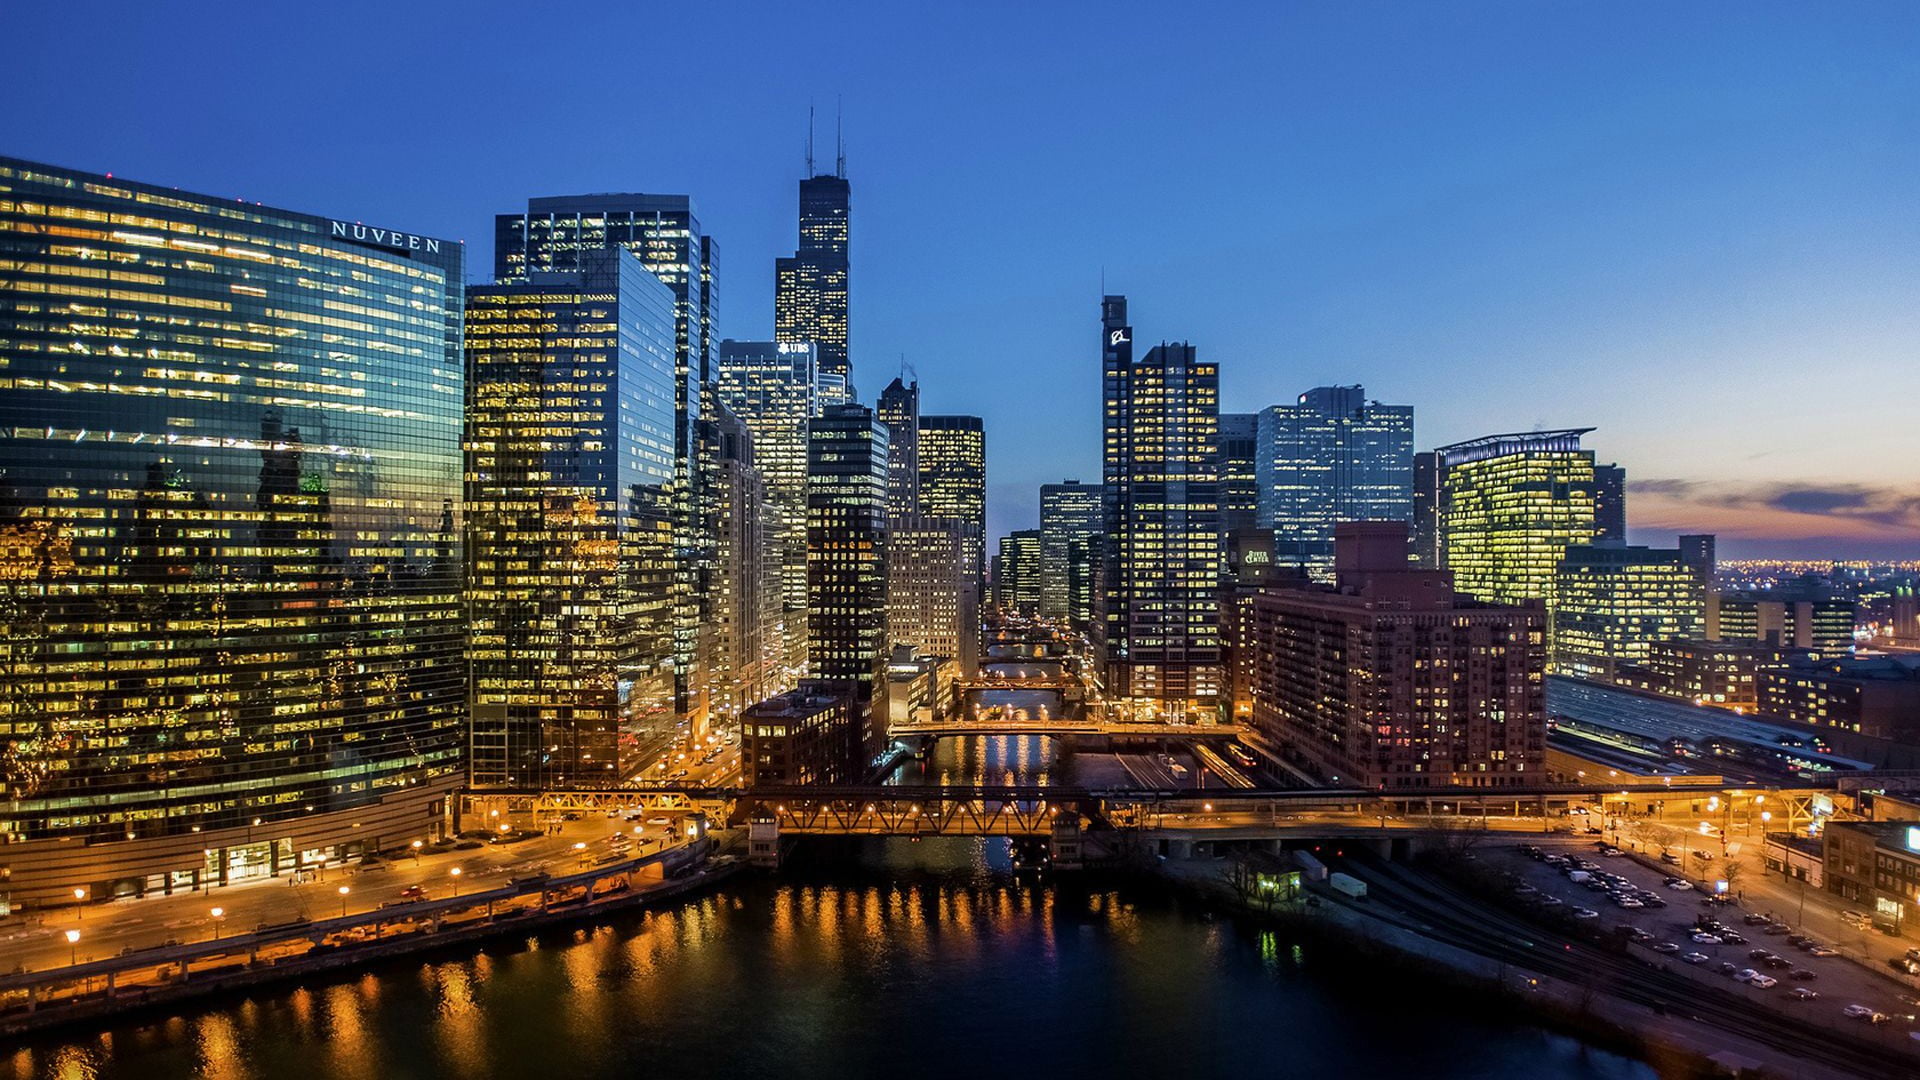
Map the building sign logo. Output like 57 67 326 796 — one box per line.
1108 329 1130 347
330 220 444 254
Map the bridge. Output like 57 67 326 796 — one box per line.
737 784 1091 837
887 719 1247 739
956 675 1077 692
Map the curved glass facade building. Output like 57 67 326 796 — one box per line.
0 158 465 908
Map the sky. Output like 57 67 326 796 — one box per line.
8 1 1918 558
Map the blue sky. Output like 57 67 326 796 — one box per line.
9 1 1917 556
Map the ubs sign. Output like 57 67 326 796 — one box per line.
330 220 445 254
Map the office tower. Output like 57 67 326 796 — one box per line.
1246 523 1547 789
776 135 851 405
876 376 920 519
1708 592 1857 651
1412 451 1441 568
1066 535 1100 631
996 530 1043 617
466 249 680 788
1550 545 1706 681
917 414 987 590
887 518 981 675
1039 481 1104 621
1594 463 1627 544
0 157 464 907
1217 413 1260 533
1255 386 1415 581
716 339 818 670
1098 297 1223 716
1436 429 1598 606
741 682 862 786
495 193 717 720
807 405 890 760
1679 534 1717 585
704 406 785 719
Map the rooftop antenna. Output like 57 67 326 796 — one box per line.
836 97 846 178
806 103 816 176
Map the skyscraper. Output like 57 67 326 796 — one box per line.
1039 481 1104 621
1255 386 1414 581
466 249 680 787
807 405 890 757
996 530 1044 617
1436 429 1599 606
716 339 818 670
888 518 982 675
1098 297 1223 716
917 414 987 591
0 157 465 906
496 193 718 721
876 376 920 520
1593 463 1627 544
1218 413 1260 533
776 134 851 405
703 405 786 718
1679 533 1717 585
1550 545 1706 681
1412 451 1441 569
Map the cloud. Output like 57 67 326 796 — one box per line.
1627 478 1920 553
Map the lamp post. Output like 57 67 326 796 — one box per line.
337 885 350 919
450 866 462 898
65 929 80 966
411 840 423 861
72 887 86 920
211 907 225 941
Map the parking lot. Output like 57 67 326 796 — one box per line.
1499 837 1920 1032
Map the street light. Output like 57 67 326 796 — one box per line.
211 907 225 941
450 866 462 897
338 885 350 918
411 840 423 860
65 929 79 966
72 887 86 920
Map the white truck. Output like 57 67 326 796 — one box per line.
1567 870 1593 884
1329 872 1368 900
1292 849 1329 883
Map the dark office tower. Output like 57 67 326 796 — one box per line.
495 193 717 720
1097 296 1224 718
1040 481 1104 621
1412 451 1442 568
807 405 891 758
1067 535 1100 632
776 136 851 405
1594 463 1627 544
0 157 464 908
1255 386 1414 581
1680 534 1716 585
1218 413 1260 533
876 376 920 520
467 250 680 788
917 414 987 591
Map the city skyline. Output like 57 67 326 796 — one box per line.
9 3 1916 557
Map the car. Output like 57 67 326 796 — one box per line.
1538 896 1565 908
1743 913 1771 926
1615 897 1644 909
1573 908 1601 920
1692 850 1714 861
1653 942 1682 955
399 885 429 901
1794 939 1820 951
1842 1004 1875 1020
1720 932 1747 945
1691 933 1723 945
1660 852 1680 864
1789 987 1819 1001
1749 974 1778 989
1762 955 1793 970
1733 968 1757 982
1789 968 1816 981
1667 880 1694 891
1603 848 1627 857
1682 952 1710 965
1906 947 1920 962
1749 948 1776 960
1584 880 1610 892
1641 895 1668 908
1808 946 1839 958
1888 958 1920 976
1786 933 1810 946
1626 928 1654 942
648 816 671 826
1762 923 1789 936
1716 961 1739 976
1512 884 1538 896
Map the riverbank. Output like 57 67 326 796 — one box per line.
0 851 743 1042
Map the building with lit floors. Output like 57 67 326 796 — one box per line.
1097 296 1223 716
0 157 467 908
466 248 680 789
995 530 1043 618
1412 450 1441 568
716 339 819 672
702 406 786 720
887 516 981 675
1039 481 1103 622
917 414 987 592
741 682 862 786
1549 545 1705 681
1708 591 1857 651
1593 463 1627 544
1217 413 1260 533
776 153 852 406
1758 653 1920 742
1245 522 1547 789
807 404 891 762
1255 386 1414 581
1436 428 1598 606
876 376 920 519
1613 638 1815 708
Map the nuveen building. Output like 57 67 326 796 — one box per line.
0 158 465 909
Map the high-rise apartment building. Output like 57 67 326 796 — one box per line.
887 518 981 675
1255 385 1414 581
1593 463 1627 544
466 249 680 788
996 530 1043 617
716 339 818 670
1218 413 1260 533
1550 545 1706 681
1436 429 1598 606
807 405 890 759
1679 534 1717 585
776 154 851 405
917 414 987 591
1246 523 1547 789
495 193 717 721
876 376 920 520
703 406 786 718
1039 481 1104 622
0 158 465 906
1098 297 1223 715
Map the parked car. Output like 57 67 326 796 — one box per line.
399 885 429 901
1749 974 1778 989
1888 958 1920 975
1653 942 1682 955
1789 987 1819 1001
1682 952 1710 965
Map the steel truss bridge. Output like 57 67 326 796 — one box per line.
738 784 1088 837
887 720 1244 739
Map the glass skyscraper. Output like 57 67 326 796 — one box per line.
1551 545 1705 681
807 405 890 757
0 157 465 908
464 249 679 788
716 340 818 666
1255 385 1413 581
776 170 851 406
1437 429 1598 607
1039 481 1103 621
916 414 986 593
1217 413 1259 533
